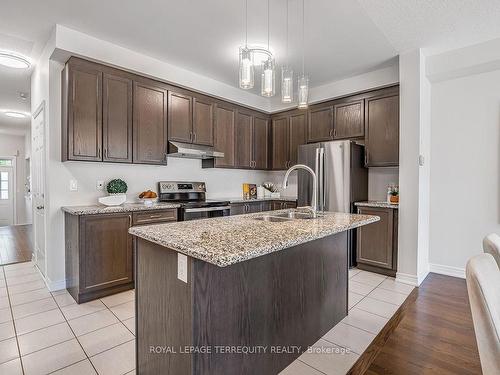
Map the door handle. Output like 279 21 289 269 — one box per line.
36 205 44 210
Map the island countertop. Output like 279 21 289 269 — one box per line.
129 210 379 267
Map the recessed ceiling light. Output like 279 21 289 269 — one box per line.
0 52 31 69
3 111 27 118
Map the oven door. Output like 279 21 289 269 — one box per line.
182 206 231 221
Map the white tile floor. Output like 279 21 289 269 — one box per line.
0 262 135 375
279 268 415 375
0 262 414 375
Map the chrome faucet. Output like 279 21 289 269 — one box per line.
282 164 318 215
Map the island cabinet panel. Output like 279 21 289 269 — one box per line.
62 58 103 161
168 90 193 143
271 116 289 170
333 98 364 139
307 104 333 143
272 201 298 210
356 206 398 276
253 115 270 169
192 95 214 146
135 232 348 375
102 72 133 163
133 80 168 165
235 110 253 168
365 88 399 167
213 104 236 167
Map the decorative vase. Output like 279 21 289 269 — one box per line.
98 193 126 206
271 192 281 198
389 195 399 204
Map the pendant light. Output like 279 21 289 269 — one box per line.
281 0 293 103
298 0 309 109
261 0 275 97
239 0 254 89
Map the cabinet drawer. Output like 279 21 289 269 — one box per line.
132 209 177 225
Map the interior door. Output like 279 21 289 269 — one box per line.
0 165 14 226
32 103 46 275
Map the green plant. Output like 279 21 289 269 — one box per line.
107 179 128 194
389 185 399 196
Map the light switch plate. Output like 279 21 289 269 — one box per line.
178 254 187 283
96 180 104 191
69 179 78 191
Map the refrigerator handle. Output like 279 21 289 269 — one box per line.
319 147 324 212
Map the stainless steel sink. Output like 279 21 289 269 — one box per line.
273 211 317 220
254 215 294 223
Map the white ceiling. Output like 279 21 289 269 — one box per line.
0 0 500 124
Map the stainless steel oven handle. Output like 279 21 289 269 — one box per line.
184 206 231 213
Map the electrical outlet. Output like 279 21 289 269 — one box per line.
69 179 78 191
178 254 187 283
96 180 104 191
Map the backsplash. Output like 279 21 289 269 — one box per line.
368 167 399 201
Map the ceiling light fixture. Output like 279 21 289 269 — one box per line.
281 0 293 103
0 52 30 69
3 111 28 118
261 0 275 97
297 0 309 109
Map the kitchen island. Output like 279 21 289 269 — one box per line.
129 209 379 375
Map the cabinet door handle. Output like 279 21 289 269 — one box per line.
192 132 196 143
104 149 107 159
98 148 101 159
364 150 368 166
333 129 337 138
128 215 132 227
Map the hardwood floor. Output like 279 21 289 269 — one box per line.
0 224 33 265
364 273 482 375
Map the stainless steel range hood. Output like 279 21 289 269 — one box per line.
168 141 224 159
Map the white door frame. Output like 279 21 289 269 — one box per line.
0 155 17 225
32 100 47 275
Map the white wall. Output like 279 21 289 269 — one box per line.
0 133 27 224
429 69 500 276
368 168 399 201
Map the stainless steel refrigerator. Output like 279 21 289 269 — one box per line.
297 140 368 267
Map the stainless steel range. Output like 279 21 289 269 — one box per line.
158 181 230 221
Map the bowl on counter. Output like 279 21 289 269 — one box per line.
98 194 127 206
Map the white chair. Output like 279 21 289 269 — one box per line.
466 253 500 375
483 233 500 268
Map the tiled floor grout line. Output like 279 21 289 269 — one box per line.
297 358 328 375
54 290 101 375
2 266 26 375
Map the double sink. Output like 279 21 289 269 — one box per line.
255 209 322 223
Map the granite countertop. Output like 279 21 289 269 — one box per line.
355 201 399 209
222 196 298 203
62 202 180 215
129 209 379 267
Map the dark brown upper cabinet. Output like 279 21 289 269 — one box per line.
288 112 307 166
307 104 333 143
333 98 364 139
235 110 253 168
365 88 399 167
271 110 307 170
253 115 270 169
133 79 168 165
213 104 236 168
62 58 103 162
271 116 289 170
168 90 193 144
192 95 214 146
102 71 133 163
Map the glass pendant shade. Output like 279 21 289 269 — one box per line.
281 67 293 103
261 57 275 97
297 75 309 109
239 47 254 89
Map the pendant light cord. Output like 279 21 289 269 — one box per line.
245 0 248 46
302 0 305 75
267 0 270 50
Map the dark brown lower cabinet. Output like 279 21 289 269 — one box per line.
230 200 297 216
65 209 177 303
356 206 398 276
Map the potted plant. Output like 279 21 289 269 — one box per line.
263 182 280 198
387 185 399 204
98 179 128 206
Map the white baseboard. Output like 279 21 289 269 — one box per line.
395 272 419 286
46 279 67 292
429 263 465 279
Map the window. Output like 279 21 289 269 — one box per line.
0 159 12 166
0 171 8 200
